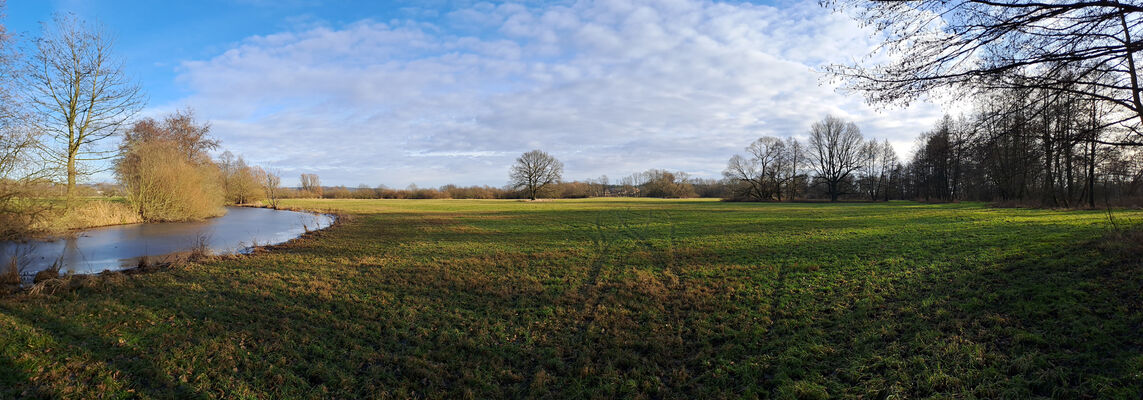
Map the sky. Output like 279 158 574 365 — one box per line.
6 0 945 187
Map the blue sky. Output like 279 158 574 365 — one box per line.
7 0 460 103
6 0 942 187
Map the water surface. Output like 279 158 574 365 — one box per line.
1 207 333 277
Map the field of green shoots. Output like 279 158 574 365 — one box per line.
1 199 1141 398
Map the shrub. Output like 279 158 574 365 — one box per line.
117 140 225 222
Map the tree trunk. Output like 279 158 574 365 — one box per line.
1042 128 1057 207
66 155 77 208
1088 139 1096 208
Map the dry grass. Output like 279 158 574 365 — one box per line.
28 200 143 234
188 234 212 261
0 257 18 286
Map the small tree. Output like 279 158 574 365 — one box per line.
28 14 143 205
510 150 563 200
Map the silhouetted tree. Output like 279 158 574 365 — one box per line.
808 115 864 201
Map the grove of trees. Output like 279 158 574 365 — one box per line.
723 116 899 202
300 173 323 198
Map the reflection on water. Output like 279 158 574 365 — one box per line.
1 207 334 277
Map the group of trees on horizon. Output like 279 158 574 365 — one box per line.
721 115 900 202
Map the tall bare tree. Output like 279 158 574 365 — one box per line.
809 115 864 202
510 149 563 200
0 1 29 185
28 13 143 205
858 139 898 201
779 137 806 200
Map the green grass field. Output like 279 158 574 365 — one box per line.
2 199 1141 398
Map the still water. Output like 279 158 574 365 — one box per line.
1 207 334 276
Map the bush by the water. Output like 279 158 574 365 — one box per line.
117 140 225 222
115 112 225 222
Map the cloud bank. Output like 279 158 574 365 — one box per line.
172 0 944 187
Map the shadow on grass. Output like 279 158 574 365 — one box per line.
0 351 49 399
0 301 207 399
0 204 1140 398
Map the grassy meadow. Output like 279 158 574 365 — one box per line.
1 198 1141 398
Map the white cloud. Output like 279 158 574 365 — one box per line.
169 0 943 186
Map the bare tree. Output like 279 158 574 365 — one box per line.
724 154 767 201
824 0 1143 144
781 136 809 200
724 137 807 201
217 153 262 204
510 150 563 200
858 141 881 201
809 115 864 202
125 109 216 162
858 139 899 201
258 167 282 208
724 137 781 201
300 173 322 198
877 140 899 200
27 13 143 205
0 3 30 184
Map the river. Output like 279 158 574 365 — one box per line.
1 206 334 278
